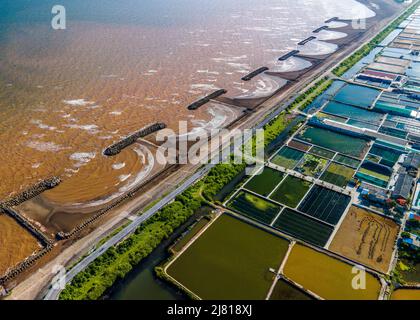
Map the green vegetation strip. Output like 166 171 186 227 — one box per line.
333 2 420 77
287 77 333 112
166 214 290 299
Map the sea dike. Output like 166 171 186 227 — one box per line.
103 122 167 156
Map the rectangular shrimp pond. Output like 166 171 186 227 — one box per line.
270 146 305 169
296 126 370 159
166 214 290 300
243 166 285 197
332 83 381 109
269 176 312 208
283 244 382 300
227 190 282 225
329 206 400 274
273 208 334 247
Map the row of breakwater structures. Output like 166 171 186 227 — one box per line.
0 178 60 286
104 122 167 156
0 121 172 288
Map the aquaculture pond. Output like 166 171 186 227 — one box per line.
297 126 370 159
333 83 381 109
298 185 351 225
244 166 284 197
320 162 355 188
356 161 392 188
309 146 336 159
167 214 290 300
302 80 346 114
273 208 333 247
269 176 312 208
334 154 361 169
283 244 382 300
323 101 384 125
294 154 328 178
227 190 282 225
269 279 313 300
391 289 420 300
270 146 305 169
347 119 380 131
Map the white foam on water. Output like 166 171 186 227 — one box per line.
272 56 312 72
112 162 126 170
119 174 131 182
30 119 56 131
65 124 100 135
70 152 96 167
26 141 66 152
63 99 95 107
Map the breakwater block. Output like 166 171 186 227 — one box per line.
104 122 167 156
325 17 339 23
241 67 269 81
278 50 300 61
0 177 61 208
313 26 329 33
298 36 316 46
187 89 227 110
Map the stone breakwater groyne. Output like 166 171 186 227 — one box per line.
0 178 59 285
313 26 329 33
0 244 53 286
56 163 179 240
241 67 269 81
278 50 300 61
325 17 339 23
187 89 227 110
103 122 167 156
0 177 61 208
298 36 317 46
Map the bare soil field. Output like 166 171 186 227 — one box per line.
0 214 41 276
329 206 399 273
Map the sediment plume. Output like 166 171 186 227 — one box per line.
187 89 227 110
104 122 167 156
241 67 269 81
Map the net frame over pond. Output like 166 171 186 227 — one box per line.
298 185 351 225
